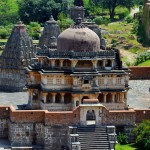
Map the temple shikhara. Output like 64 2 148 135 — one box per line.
0 0 149 150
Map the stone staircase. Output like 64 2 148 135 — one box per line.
77 125 110 150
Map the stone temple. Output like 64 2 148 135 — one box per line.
0 20 34 92
0 1 149 150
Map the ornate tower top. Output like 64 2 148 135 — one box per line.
38 15 60 49
74 0 84 7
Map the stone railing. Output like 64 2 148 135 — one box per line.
100 85 125 89
37 50 115 59
103 103 125 110
40 102 72 111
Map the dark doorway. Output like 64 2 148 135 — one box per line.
86 110 96 121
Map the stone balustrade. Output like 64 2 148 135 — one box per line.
40 102 72 111
37 49 115 59
103 103 125 110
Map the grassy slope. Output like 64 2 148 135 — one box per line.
115 143 139 150
137 60 150 66
100 22 149 66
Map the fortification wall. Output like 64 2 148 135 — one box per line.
135 109 150 123
103 109 136 126
129 67 150 80
0 106 150 149
0 106 9 138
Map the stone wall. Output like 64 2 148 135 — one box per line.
135 109 150 124
0 106 9 138
103 109 136 126
129 67 150 80
0 106 149 149
44 126 69 150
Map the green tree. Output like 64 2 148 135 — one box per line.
17 0 63 24
74 0 84 6
0 0 19 25
100 0 134 20
134 120 150 150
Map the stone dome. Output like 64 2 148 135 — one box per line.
57 20 100 52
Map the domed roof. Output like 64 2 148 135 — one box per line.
57 18 100 52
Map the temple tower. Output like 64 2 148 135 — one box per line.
70 0 85 21
38 16 60 49
0 20 33 92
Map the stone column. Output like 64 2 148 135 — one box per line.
51 60 55 68
102 60 106 67
111 93 115 103
71 60 78 72
111 60 114 68
28 89 33 106
43 93 48 103
92 60 97 71
60 60 63 68
103 93 107 103
61 93 65 103
52 93 56 103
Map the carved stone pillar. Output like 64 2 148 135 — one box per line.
51 60 55 68
28 89 33 106
71 60 78 72
111 93 115 103
102 60 106 67
52 93 56 103
111 60 114 68
103 93 107 103
92 60 97 70
43 93 48 103
60 60 63 68
61 93 65 103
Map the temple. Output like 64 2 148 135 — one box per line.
0 20 34 92
0 1 149 150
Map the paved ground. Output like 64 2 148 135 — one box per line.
0 80 149 109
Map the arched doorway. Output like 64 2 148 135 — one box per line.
81 96 89 104
86 110 96 125
64 93 72 104
55 93 61 103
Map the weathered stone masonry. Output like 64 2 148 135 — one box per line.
0 106 150 149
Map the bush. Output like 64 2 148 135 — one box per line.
117 133 128 145
0 25 13 39
27 22 41 40
134 120 150 150
135 52 150 66
125 15 134 23
94 16 110 25
117 8 129 20
58 13 74 31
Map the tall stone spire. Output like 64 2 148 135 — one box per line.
70 0 85 21
0 20 34 92
38 15 60 49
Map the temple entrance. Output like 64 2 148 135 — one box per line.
86 110 96 125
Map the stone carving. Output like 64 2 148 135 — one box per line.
70 0 85 21
38 15 60 49
0 20 34 92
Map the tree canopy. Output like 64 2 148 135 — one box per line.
74 0 84 6
17 0 68 24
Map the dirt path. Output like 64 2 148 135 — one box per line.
120 49 137 64
130 7 139 17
